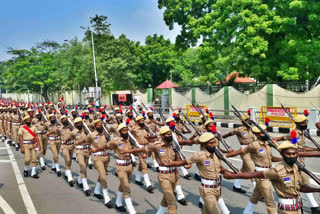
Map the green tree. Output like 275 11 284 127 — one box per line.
137 34 177 88
158 0 320 82
2 41 59 101
55 38 94 91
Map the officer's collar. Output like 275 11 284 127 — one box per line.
282 161 298 172
258 139 266 145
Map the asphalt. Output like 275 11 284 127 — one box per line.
0 127 319 214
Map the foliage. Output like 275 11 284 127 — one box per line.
158 0 320 82
2 3 320 100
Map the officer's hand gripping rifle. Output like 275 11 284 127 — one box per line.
250 120 320 185
186 117 239 173
279 102 320 150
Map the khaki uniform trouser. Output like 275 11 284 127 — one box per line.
93 155 110 190
76 150 90 178
39 135 48 158
62 145 74 170
116 164 133 198
1 122 4 136
158 173 177 214
12 125 20 144
250 178 276 214
240 152 254 172
6 122 11 139
23 144 37 167
138 156 148 174
278 209 302 214
49 140 61 163
200 185 222 214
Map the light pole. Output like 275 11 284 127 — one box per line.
80 24 99 98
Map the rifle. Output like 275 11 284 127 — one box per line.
168 104 192 132
130 104 139 117
192 105 233 151
185 116 201 136
278 102 320 150
40 110 48 123
158 109 166 124
174 127 188 140
215 131 233 152
171 130 191 169
82 121 92 135
110 105 122 124
185 118 239 173
17 107 24 122
231 105 252 128
67 117 75 130
250 119 320 185
52 105 61 126
141 102 148 111
192 104 208 123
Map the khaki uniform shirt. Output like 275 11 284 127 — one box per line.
186 150 221 180
108 136 133 160
18 125 38 140
145 118 159 133
242 139 272 167
70 129 89 146
130 126 149 145
32 119 47 132
88 131 108 151
175 120 184 132
109 123 120 137
145 140 179 165
264 161 302 198
230 126 255 145
11 113 20 124
58 126 73 142
45 122 60 137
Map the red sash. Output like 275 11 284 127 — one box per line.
22 125 38 148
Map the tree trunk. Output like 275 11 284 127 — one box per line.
42 84 49 102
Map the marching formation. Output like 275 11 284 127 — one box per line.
1 99 320 214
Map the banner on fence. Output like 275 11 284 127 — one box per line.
259 106 297 129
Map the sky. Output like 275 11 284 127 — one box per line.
0 0 180 61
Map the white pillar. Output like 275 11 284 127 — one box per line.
249 107 257 123
308 108 319 136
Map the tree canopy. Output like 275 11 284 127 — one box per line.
1 2 320 100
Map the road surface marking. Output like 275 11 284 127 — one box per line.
6 142 37 214
0 160 11 163
0 194 16 214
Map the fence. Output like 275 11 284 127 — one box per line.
2 83 320 119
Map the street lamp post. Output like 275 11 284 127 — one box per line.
80 24 99 98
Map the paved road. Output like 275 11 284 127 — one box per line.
0 127 319 214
